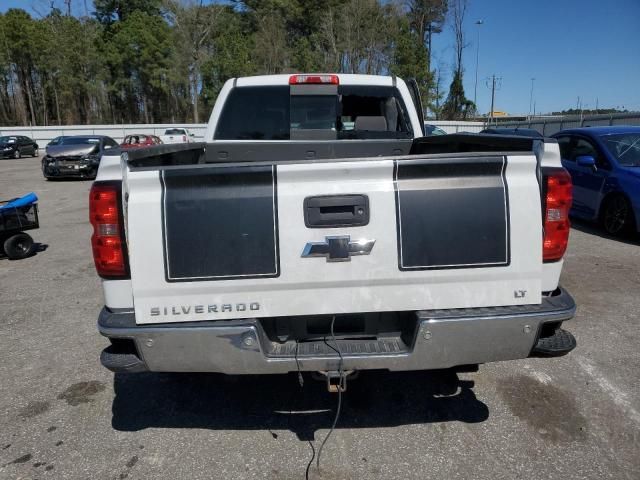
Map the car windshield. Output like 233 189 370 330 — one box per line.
59 137 101 145
601 133 640 166
0 136 17 144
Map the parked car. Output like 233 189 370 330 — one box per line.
42 135 119 180
93 73 576 385
0 135 39 159
160 128 195 144
121 134 163 149
424 124 447 136
552 126 640 235
481 128 543 138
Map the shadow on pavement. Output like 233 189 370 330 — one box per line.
570 217 640 246
111 369 489 440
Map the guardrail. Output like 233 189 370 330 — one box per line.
0 121 486 145
493 112 640 136
0 124 208 145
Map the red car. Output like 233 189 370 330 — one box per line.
120 134 163 149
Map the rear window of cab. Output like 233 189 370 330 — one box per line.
214 85 413 141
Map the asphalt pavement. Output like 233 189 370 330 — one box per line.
1 156 639 480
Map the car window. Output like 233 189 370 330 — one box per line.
556 136 572 160
165 129 186 135
214 85 413 140
570 137 610 170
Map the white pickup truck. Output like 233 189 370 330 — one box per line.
92 74 576 389
159 127 195 144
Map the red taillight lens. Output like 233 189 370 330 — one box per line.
182 135 187 142
90 183 128 278
289 74 339 85
543 167 573 262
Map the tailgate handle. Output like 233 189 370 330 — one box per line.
304 195 369 228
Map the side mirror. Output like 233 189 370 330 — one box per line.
189 133 195 137
576 155 596 170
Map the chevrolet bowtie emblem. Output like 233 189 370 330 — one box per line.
301 236 375 262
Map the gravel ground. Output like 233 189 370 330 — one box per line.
1 156 639 480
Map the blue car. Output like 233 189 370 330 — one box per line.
551 126 640 235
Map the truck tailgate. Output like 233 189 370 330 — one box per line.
123 147 542 324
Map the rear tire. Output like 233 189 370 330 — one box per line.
601 194 635 236
4 233 34 260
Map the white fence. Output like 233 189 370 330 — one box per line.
0 124 208 145
427 120 485 134
0 121 484 145
494 112 640 136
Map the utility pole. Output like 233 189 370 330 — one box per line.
473 20 483 108
595 97 599 114
489 75 496 125
528 78 535 119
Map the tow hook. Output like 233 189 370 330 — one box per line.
319 370 355 393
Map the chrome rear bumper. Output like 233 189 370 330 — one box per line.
98 287 576 374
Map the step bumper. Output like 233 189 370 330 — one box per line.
98 287 576 374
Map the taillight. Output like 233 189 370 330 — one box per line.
182 135 187 142
89 182 129 278
289 74 339 85
542 167 573 262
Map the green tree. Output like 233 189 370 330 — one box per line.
441 0 475 119
200 7 254 110
94 0 163 24
390 17 430 110
102 11 172 123
441 70 475 119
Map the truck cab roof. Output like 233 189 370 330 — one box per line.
234 73 400 87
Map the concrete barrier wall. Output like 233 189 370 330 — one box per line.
494 113 640 136
0 121 485 145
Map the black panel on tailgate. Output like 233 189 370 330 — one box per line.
161 166 279 281
394 156 510 270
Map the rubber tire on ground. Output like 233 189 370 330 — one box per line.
601 194 635 236
32 148 39 157
13 149 20 159
3 233 34 260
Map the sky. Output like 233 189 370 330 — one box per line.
1 0 639 115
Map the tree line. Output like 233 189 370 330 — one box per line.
0 0 477 127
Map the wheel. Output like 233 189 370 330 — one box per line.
32 147 39 157
3 233 34 260
601 194 634 235
13 149 21 159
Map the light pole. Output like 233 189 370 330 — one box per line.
528 78 535 120
473 20 483 110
